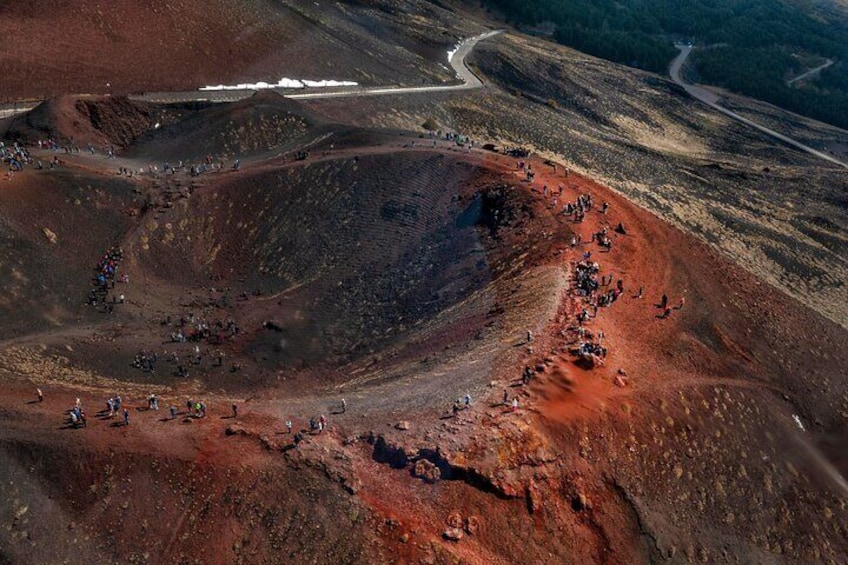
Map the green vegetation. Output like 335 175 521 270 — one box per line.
485 0 848 129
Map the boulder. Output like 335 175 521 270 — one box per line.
442 527 463 542
412 459 441 483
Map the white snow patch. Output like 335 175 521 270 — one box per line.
792 414 805 431
447 44 460 63
199 78 358 91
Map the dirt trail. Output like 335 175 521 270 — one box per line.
2 130 848 563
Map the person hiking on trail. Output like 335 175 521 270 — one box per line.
676 297 686 310
37 388 43 402
511 397 519 412
286 420 293 434
637 286 644 299
522 366 534 385
452 400 461 417
464 394 471 407
170 405 177 420
231 403 238 418
503 389 510 405
662 306 672 319
123 408 129 426
341 398 347 413
660 293 668 309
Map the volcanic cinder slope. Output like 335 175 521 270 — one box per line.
1 2 848 564
0 0 478 100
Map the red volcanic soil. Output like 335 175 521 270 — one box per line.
1 96 847 563
0 0 467 100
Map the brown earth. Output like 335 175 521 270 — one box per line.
1 2 848 563
0 0 477 101
0 93 846 564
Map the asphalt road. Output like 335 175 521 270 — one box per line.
0 105 36 119
786 58 834 86
670 45 848 169
0 31 503 116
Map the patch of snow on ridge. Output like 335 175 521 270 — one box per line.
447 44 459 63
200 78 358 91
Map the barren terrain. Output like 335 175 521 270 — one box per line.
1 2 847 564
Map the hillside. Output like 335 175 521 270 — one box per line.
0 0 476 100
0 2 847 564
482 0 848 130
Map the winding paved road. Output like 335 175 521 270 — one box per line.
787 58 834 86
285 29 502 100
670 45 848 169
0 31 502 117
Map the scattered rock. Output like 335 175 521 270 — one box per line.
399 533 409 543
262 320 283 332
412 459 441 483
572 493 588 511
42 227 58 244
464 516 480 535
395 421 410 431
445 512 463 528
442 527 463 542
259 435 279 450
225 424 250 436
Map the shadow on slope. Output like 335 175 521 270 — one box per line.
133 150 517 369
127 92 323 161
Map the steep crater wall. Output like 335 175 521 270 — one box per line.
136 151 522 367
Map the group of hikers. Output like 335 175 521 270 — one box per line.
45 386 337 452
516 157 687 377
59 390 211 427
1 141 31 172
159 313 241 377
167 313 240 344
116 154 242 179
87 246 126 312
